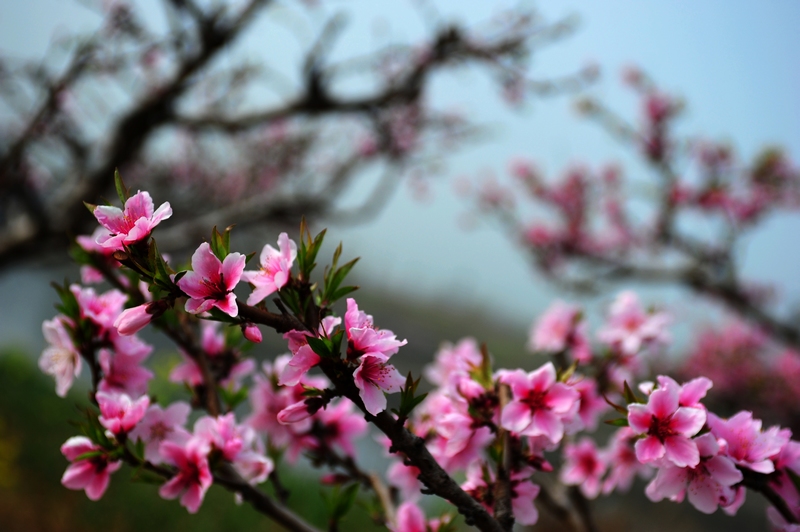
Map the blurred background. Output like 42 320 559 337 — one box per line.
1 0 798 530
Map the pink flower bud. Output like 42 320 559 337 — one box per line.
242 323 262 343
277 400 312 425
114 304 152 335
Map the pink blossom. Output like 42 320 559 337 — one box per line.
498 363 580 443
387 461 422 502
353 353 405 416
598 291 670 356
568 377 608 432
627 380 706 468
278 316 341 387
529 301 591 362
247 357 327 455
177 242 245 317
707 411 790 474
560 437 607 499
658 375 712 408
310 399 368 457
231 426 273 485
423 337 482 387
461 464 540 526
391 501 426 532
242 232 296 305
345 298 407 359
70 285 128 331
60 436 121 500
128 402 192 463
98 348 153 397
39 317 81 397
390 502 450 532
96 391 150 436
194 413 244 461
602 427 652 494
645 433 743 514
158 438 213 513
93 190 172 250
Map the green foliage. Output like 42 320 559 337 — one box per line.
323 483 359 530
209 226 232 262
392 373 428 419
320 243 359 305
114 169 130 204
297 218 326 281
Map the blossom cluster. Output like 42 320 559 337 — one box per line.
39 185 800 531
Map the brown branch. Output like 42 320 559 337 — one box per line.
492 383 514 531
117 445 321 532
740 468 799 525
213 464 323 532
237 303 307 333
311 359 505 532
567 486 598 532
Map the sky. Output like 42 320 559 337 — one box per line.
0 0 799 351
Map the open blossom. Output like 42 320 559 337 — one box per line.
645 433 743 514
602 427 652 494
61 436 121 500
71 285 128 331
423 337 482 388
230 425 273 486
498 363 580 443
627 379 706 468
462 464 541 526
529 301 591 362
159 438 213 514
93 190 172 250
241 232 296 305
96 391 150 436
177 243 245 317
278 316 341 387
598 291 670 355
390 502 450 532
310 399 368 457
560 437 607 499
353 353 405 416
98 348 153 397
129 402 192 463
345 298 407 359
39 317 81 397
194 413 244 461
567 376 608 433
707 411 790 474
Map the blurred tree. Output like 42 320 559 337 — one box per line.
0 0 591 269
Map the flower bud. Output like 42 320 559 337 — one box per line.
276 400 312 425
114 304 152 335
242 323 262 343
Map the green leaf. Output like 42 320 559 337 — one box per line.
210 226 229 261
332 483 359 521
306 336 332 358
73 450 105 462
219 385 250 410
622 381 640 404
602 393 629 415
330 286 359 301
207 308 241 324
605 417 629 427
114 168 129 204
